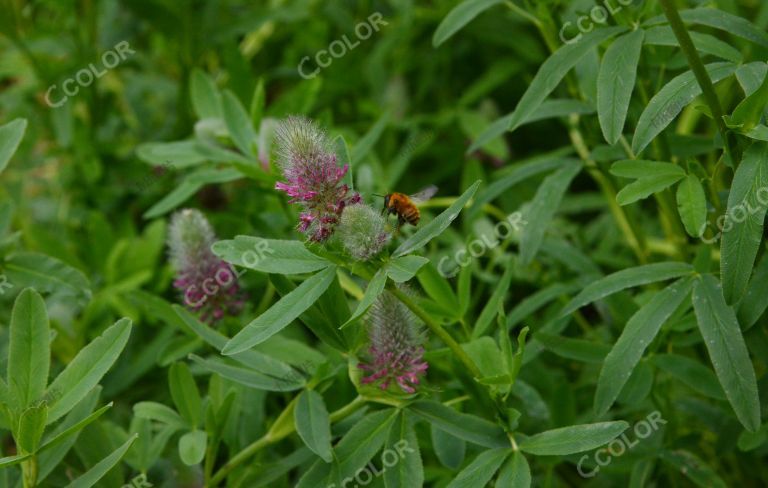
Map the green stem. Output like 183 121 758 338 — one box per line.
658 0 735 163
21 457 37 488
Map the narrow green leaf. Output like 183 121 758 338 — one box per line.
597 29 645 144
659 450 728 488
720 142 768 303
560 262 693 316
250 78 266 129
65 434 138 488
223 266 337 355
0 453 31 468
190 69 222 119
190 354 305 391
0 118 27 174
472 260 514 338
616 173 686 206
653 354 726 400
644 26 742 63
676 174 708 237
45 318 133 424
432 0 504 47
169 362 202 428
738 252 768 329
4 252 91 300
536 333 610 364
408 400 508 448
519 421 628 456
610 159 686 178
646 8 768 48
133 401 187 428
470 27 626 152
387 256 429 283
384 412 423 488
341 267 387 329
595 278 693 416
17 403 48 453
446 448 509 488
496 451 531 488
222 89 258 158
8 288 50 409
294 390 333 462
692 275 761 432
394 181 481 257
520 163 582 264
632 62 737 154
212 237 330 275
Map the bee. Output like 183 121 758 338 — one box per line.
381 185 438 228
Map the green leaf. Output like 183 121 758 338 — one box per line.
408 400 508 448
384 412 423 488
646 8 768 48
432 0 504 47
296 409 399 488
470 27 626 152
65 433 138 488
341 267 387 329
659 450 728 488
142 168 242 219
519 162 582 264
136 140 207 168
17 403 48 453
610 159 686 179
738 252 768 329
190 354 305 391
394 180 481 257
676 174 708 237
169 362 202 428
8 288 50 409
222 90 258 158
720 142 768 303
472 260 514 338
536 333 610 364
644 26 742 63
431 425 466 469
652 354 726 400
190 69 222 119
351 111 389 166
387 256 429 283
446 448 509 488
250 78 266 129
597 29 645 144
4 252 91 300
179 430 207 466
594 278 693 416
0 453 31 469
616 173 686 206
729 69 768 131
0 118 27 174
692 275 761 432
560 262 693 316
45 318 132 424
212 236 330 274
632 62 737 154
519 421 628 456
496 451 531 488
223 266 337 354
133 401 187 428
294 390 333 463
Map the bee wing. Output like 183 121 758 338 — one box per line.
409 185 438 204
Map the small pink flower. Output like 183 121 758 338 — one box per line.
358 291 428 393
168 209 245 324
274 116 360 241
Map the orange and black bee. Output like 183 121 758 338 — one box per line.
381 185 438 228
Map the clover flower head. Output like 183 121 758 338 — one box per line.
358 290 428 393
168 209 244 324
274 115 360 241
337 204 391 261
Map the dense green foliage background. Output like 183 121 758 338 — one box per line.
1 0 768 486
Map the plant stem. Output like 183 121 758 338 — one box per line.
207 395 366 486
658 0 735 163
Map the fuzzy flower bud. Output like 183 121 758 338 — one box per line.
274 115 360 242
337 204 391 261
358 291 428 393
168 209 244 324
